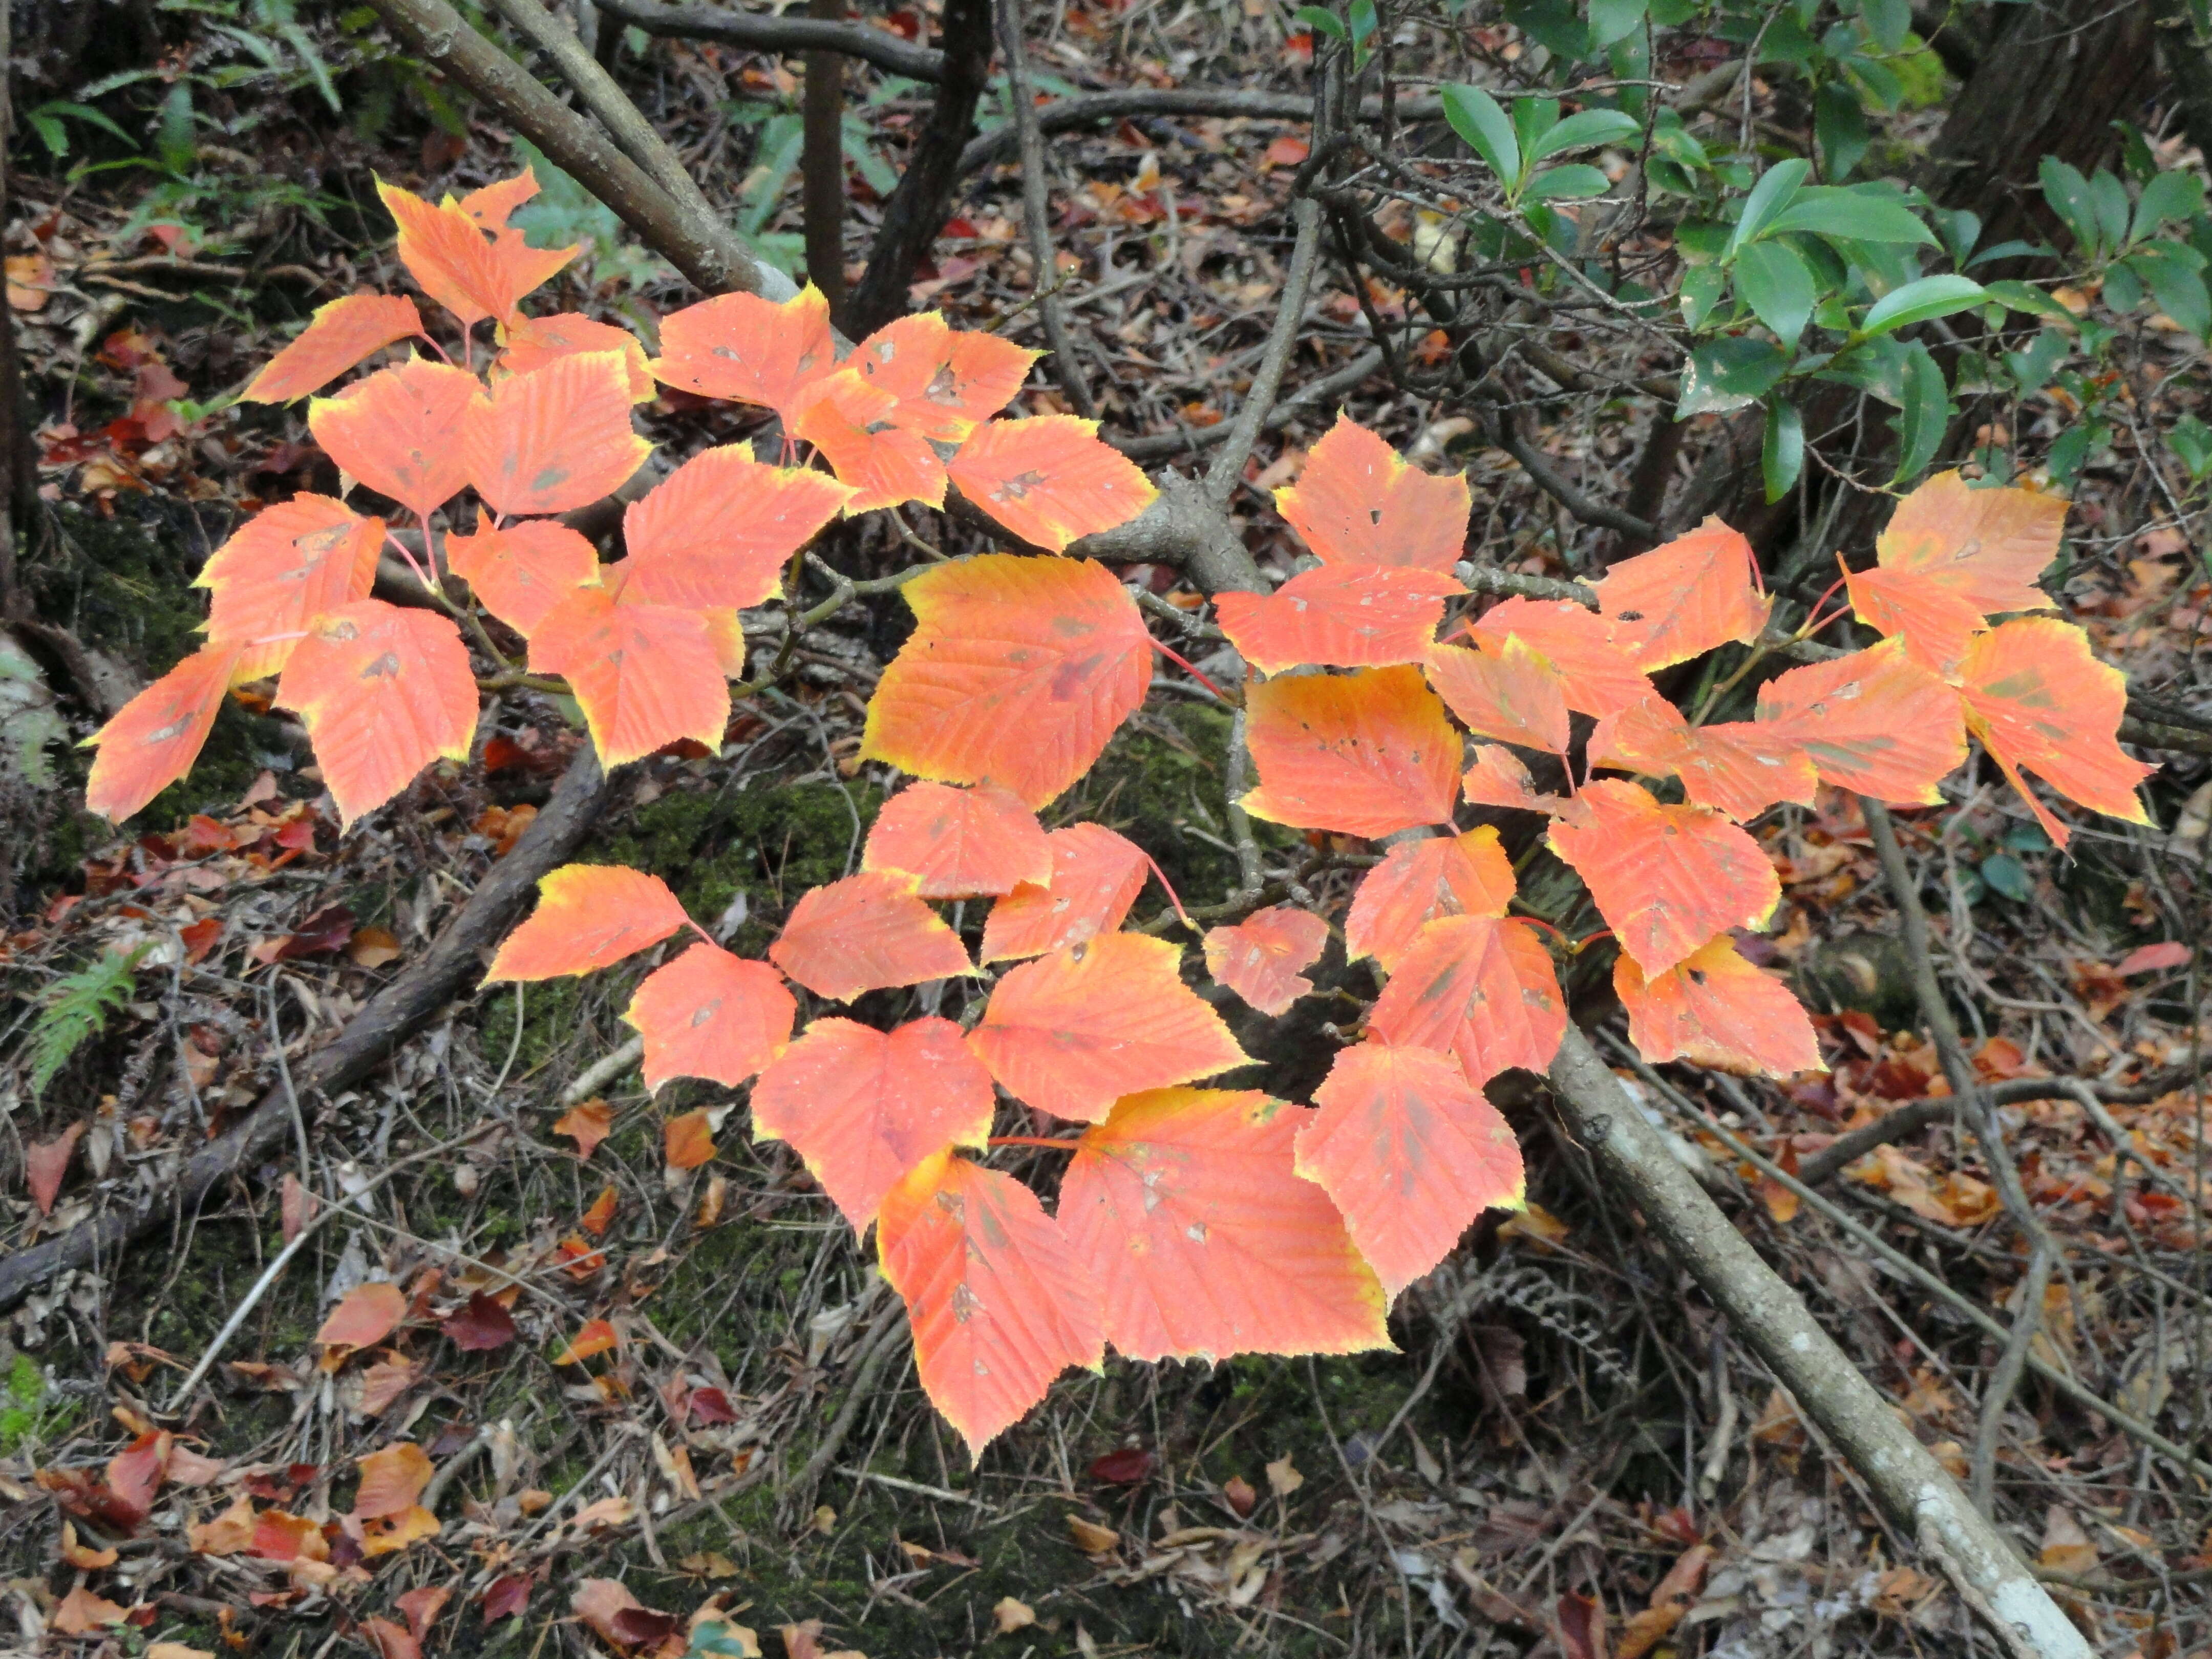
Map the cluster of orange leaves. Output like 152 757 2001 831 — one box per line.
80 169 2156 1457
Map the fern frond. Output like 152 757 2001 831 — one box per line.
28 944 151 1095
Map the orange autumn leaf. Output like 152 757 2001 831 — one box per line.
791 368 947 514
528 575 730 765
1273 414 1470 573
360 1618 419 1659
318 1281 407 1351
1958 616 2154 848
242 292 426 404
623 943 795 1092
849 311 1036 441
464 350 652 519
768 869 971 1001
1460 742 1575 816
980 823 1152 963
308 358 484 523
1545 779 1780 977
578 1186 618 1236
1344 825 1516 971
947 415 1158 551
650 283 836 420
1365 914 1567 1088
445 519 599 635
354 1442 433 1518
61 1520 118 1570
456 167 543 230
378 176 576 328
1615 935 1823 1078
1240 665 1460 838
664 1109 718 1171
248 1506 329 1562
106 1429 169 1523
1846 471 2066 672
1466 596 1653 717
862 780 1053 898
49 1584 131 1635
553 1318 619 1364
1298 1041 1525 1299
273 601 478 825
187 1494 258 1555
554 1097 615 1159
1753 638 1966 805
621 443 852 613
877 1150 1104 1456
968 933 1248 1122
862 554 1154 807
1061 1088 1391 1360
497 311 653 399
1214 564 1460 673
1203 905 1330 1016
487 864 691 981
84 644 243 822
197 495 384 683
1597 517 1770 671
1589 696 1818 822
26 1120 87 1215
1423 635 1572 754
751 1015 997 1228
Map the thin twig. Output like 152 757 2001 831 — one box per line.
995 0 1096 418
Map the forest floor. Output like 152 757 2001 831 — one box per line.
3 3 2212 1658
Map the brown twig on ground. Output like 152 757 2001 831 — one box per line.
0 749 615 1315
957 89 1447 174
592 0 948 82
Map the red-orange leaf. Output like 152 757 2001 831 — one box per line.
1240 665 1459 838
1545 779 1780 976
980 824 1151 962
1845 471 2066 671
863 780 1053 898
968 932 1249 1122
498 311 653 399
197 495 384 682
649 284 836 420
752 1015 997 1228
85 645 242 822
948 415 1158 552
1214 564 1459 673
880 1152 1103 1456
527 576 730 765
554 1098 614 1159
624 942 795 1091
862 554 1153 807
485 864 690 981
1466 595 1654 717
309 359 485 523
791 368 946 513
1298 1041 1524 1298
1958 616 2154 848
25 1121 84 1215
621 443 852 612
849 312 1036 441
1203 906 1330 1016
377 180 508 329
1365 914 1566 1088
553 1318 619 1364
242 293 425 404
1597 517 1770 670
1060 1088 1391 1360
1615 934 1823 1077
1458 743 1573 816
318 1281 407 1351
456 168 542 231
665 1109 718 1170
1345 826 1515 970
1588 696 1817 822
1423 636 1571 753
274 601 478 825
768 869 970 1001
464 350 651 519
1753 638 1966 804
1273 414 1469 573
445 518 599 635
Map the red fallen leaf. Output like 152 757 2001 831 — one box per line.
441 1292 518 1352
555 1235 606 1280
179 918 224 964
482 1574 533 1622
26 1121 87 1215
49 1584 131 1635
1088 1447 1157 1485
553 1319 619 1365
611 1607 683 1646
60 1519 118 1569
573 1578 677 1648
354 1442 433 1519
687 1387 739 1425
249 1507 329 1563
275 904 355 960
579 1185 618 1237
665 1110 718 1171
316 1281 408 1352
554 1097 614 1159
1224 1475 1258 1517
2118 941 2191 975
1264 134 1311 167
361 1615 420 1659
107 1429 171 1524
281 1174 317 1244
1556 1591 1607 1659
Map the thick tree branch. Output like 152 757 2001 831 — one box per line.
593 0 948 81
803 0 848 318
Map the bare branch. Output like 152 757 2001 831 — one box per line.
995 0 1096 418
959 88 1446 174
1204 198 1320 501
593 0 948 82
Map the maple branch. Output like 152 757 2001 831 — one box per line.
364 0 790 300
591 0 949 82
996 0 1096 419
0 748 616 1316
1544 1027 2092 1659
